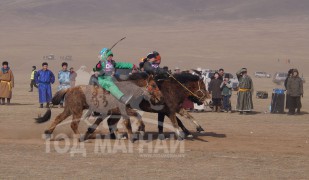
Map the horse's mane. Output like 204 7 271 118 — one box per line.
173 73 200 83
128 72 149 80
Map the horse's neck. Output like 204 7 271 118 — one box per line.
161 80 187 101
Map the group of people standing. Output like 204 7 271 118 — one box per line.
31 62 77 108
208 68 254 114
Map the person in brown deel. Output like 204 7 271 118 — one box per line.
236 68 254 114
208 72 223 112
286 69 303 115
0 61 14 105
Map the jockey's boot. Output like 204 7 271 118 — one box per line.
119 94 133 105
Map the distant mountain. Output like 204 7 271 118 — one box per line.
1 0 309 26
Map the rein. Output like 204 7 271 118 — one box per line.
166 72 206 101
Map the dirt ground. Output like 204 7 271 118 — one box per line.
0 75 308 179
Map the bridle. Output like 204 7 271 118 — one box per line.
144 75 161 100
167 72 207 102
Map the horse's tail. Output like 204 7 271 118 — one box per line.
52 89 68 105
35 89 69 123
35 109 52 123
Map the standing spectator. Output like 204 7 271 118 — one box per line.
0 61 14 105
69 67 77 87
220 74 233 112
35 62 55 108
58 62 71 108
218 68 225 80
286 69 303 115
174 67 181 74
208 72 223 112
236 68 254 114
29 66 38 92
284 69 293 110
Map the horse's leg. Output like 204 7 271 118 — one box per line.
45 109 71 139
107 115 121 139
117 104 136 142
178 108 205 133
135 112 145 138
176 116 193 138
158 113 166 140
80 114 108 142
127 109 145 138
122 117 136 143
71 110 83 138
167 113 184 140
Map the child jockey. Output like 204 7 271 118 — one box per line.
93 48 135 104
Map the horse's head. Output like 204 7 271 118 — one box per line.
129 72 163 104
145 75 164 104
174 73 210 105
188 79 210 105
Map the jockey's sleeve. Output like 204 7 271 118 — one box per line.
93 61 103 72
114 62 133 69
143 62 155 74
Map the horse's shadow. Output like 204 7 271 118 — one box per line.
195 131 226 138
288 111 309 115
6 103 34 106
268 111 308 115
241 111 262 115
90 131 226 143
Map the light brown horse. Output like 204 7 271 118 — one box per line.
35 73 163 142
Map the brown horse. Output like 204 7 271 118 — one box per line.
82 72 209 140
35 73 163 142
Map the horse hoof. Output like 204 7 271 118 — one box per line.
196 127 205 132
187 134 193 138
44 130 52 139
120 136 127 140
139 131 145 138
87 127 96 134
110 133 116 140
79 135 86 142
130 136 137 143
45 133 52 140
158 133 166 140
177 132 185 141
177 135 184 141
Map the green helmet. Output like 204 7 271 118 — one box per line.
101 49 113 60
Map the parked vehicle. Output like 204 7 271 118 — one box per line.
43 54 55 60
254 72 271 78
272 72 288 84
